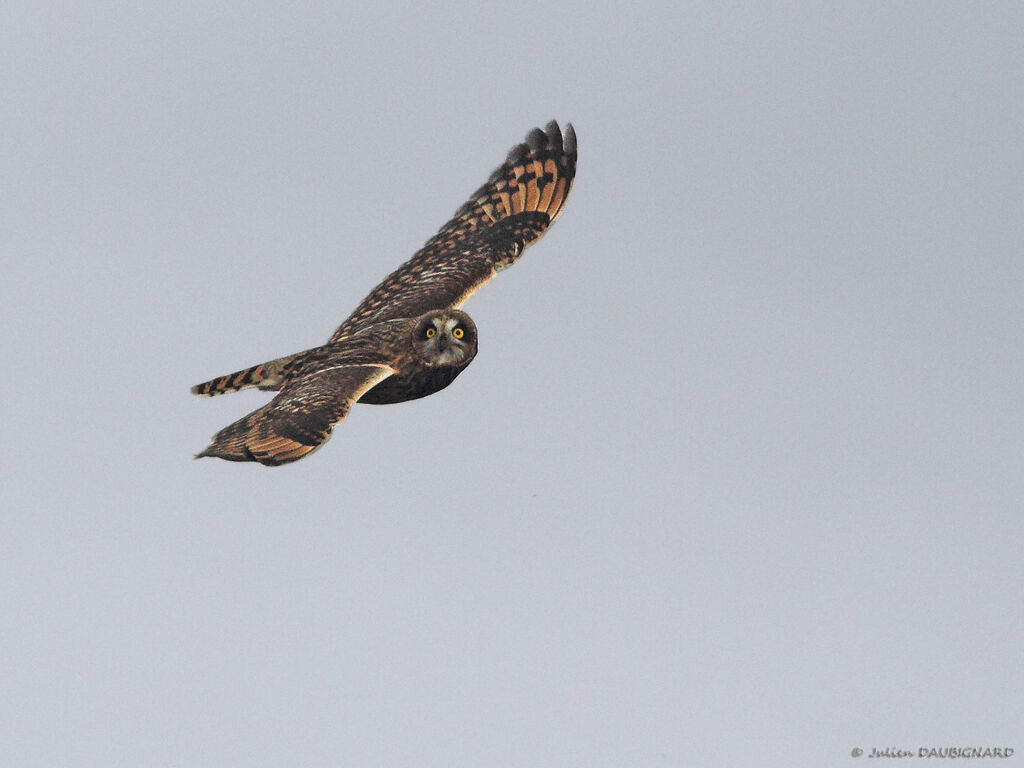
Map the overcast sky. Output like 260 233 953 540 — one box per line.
2 2 1022 766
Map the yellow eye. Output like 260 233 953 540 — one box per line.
452 327 464 339
425 327 436 338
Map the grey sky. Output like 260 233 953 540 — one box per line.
2 2 1022 766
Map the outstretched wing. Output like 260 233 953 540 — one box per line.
195 362 395 466
330 120 576 342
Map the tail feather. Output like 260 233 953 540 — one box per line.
191 354 297 396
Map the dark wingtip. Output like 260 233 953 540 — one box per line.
543 120 563 152
193 446 253 463
507 120 577 163
563 123 576 156
526 127 548 152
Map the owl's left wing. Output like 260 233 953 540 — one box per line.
330 120 576 342
195 362 395 466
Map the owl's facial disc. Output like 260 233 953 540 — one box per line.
411 310 477 368
414 314 469 366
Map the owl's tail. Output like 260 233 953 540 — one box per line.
190 353 297 396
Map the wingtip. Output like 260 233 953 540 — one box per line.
507 120 577 163
543 120 563 152
193 445 258 463
539 120 576 158
563 122 576 156
526 127 548 152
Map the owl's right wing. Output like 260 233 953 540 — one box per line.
330 120 576 342
195 361 396 466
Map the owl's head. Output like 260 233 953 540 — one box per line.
411 309 478 367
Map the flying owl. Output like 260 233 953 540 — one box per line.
193 120 577 465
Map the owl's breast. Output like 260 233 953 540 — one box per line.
358 365 469 405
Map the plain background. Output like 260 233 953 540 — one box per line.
2 2 1022 766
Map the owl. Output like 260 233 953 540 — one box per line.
193 120 576 465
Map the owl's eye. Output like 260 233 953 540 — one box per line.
452 327 464 339
425 327 437 338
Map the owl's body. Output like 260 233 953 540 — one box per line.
193 120 576 465
356 359 467 405
195 310 478 465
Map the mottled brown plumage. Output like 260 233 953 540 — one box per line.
330 121 576 339
196 311 478 465
193 120 576 465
